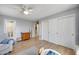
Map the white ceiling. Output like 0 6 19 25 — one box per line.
0 4 77 21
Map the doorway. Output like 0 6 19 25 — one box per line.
5 20 16 39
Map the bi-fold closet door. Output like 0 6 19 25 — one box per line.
48 18 58 43
39 20 49 41
49 14 76 49
39 14 76 49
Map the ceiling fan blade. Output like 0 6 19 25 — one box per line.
4 4 24 12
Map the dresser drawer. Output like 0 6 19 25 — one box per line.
21 32 30 40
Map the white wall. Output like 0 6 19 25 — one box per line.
75 7 79 45
15 19 34 37
0 16 4 33
0 15 35 40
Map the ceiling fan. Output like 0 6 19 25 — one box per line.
9 4 33 15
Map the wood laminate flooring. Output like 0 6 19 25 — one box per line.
9 37 75 55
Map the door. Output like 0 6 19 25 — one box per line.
39 20 49 41
59 15 75 49
48 18 58 43
5 20 16 39
48 14 76 49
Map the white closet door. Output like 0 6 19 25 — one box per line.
48 15 76 49
59 15 76 49
48 18 58 43
39 20 49 41
56 18 65 45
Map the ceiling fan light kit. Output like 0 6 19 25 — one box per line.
23 8 33 15
24 10 29 15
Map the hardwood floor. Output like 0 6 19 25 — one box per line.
9 37 75 55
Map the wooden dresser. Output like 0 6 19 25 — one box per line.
21 32 30 41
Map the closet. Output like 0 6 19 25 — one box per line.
39 14 76 49
49 15 76 49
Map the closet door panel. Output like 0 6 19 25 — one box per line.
55 19 64 45
49 18 57 43
56 15 75 49
61 16 75 49
41 20 49 41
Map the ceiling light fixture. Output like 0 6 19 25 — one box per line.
23 8 33 15
23 10 29 15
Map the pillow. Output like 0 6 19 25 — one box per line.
46 50 58 55
40 49 61 55
0 39 9 44
0 33 8 42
